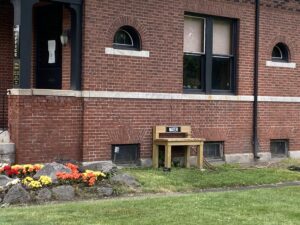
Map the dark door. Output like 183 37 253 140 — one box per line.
35 4 62 89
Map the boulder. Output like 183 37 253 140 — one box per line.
0 175 14 187
52 185 75 201
33 162 71 183
110 173 140 188
0 175 19 192
3 184 31 204
97 187 113 197
83 161 117 174
36 188 52 202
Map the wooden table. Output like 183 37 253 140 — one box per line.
153 126 205 169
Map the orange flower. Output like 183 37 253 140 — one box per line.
88 177 97 186
66 163 79 173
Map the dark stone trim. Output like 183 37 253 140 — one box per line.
53 0 82 5
70 4 82 90
11 0 38 88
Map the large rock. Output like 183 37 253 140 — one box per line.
97 187 113 197
0 175 14 187
83 161 117 174
36 188 52 202
3 184 31 204
111 173 140 188
0 175 19 192
52 185 75 201
33 162 71 183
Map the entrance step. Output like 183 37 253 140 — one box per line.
0 130 10 143
0 143 15 164
0 131 15 164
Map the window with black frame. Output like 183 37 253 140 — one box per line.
183 16 205 90
113 26 141 51
183 15 236 93
271 43 289 62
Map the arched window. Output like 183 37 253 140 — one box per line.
272 43 289 62
113 26 141 50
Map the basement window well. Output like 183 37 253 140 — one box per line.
204 142 224 160
111 144 140 165
270 140 288 158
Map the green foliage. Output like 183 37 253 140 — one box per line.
123 164 300 193
0 187 300 225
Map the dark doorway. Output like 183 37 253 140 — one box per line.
35 4 62 89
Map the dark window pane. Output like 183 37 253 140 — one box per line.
113 26 141 50
272 46 282 59
271 140 288 157
112 144 140 164
212 57 231 90
272 43 289 62
114 30 133 46
183 54 202 89
204 142 223 159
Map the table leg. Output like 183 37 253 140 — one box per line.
197 142 204 169
164 144 172 169
184 146 190 168
152 144 159 168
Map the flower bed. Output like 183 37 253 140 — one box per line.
57 163 106 186
0 162 114 205
0 161 140 205
0 163 106 189
0 164 43 178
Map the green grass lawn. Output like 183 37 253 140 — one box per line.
123 161 300 193
0 186 300 225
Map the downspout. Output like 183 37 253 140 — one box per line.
253 0 260 159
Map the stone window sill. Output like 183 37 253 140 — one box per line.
105 47 150 58
266 61 296 69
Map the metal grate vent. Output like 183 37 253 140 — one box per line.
111 144 140 165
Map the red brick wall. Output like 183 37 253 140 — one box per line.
258 103 300 153
82 98 253 161
79 0 300 161
82 0 255 95
259 6 300 96
256 2 300 154
8 95 83 164
0 1 13 128
6 0 300 163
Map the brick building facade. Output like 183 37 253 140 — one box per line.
0 0 300 165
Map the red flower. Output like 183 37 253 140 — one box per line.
4 165 11 171
5 168 18 177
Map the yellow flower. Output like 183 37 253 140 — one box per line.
28 181 42 189
39 176 52 186
22 177 34 185
23 164 33 169
84 170 106 178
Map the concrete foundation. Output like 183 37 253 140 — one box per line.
289 151 300 159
